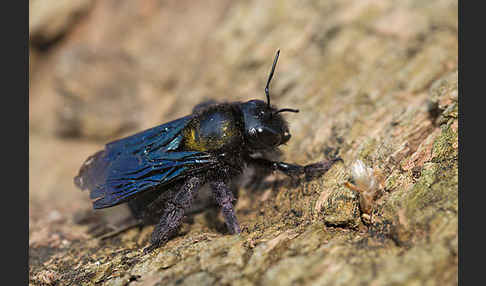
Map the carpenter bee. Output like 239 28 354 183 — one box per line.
74 50 342 253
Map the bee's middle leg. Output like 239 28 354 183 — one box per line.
210 181 241 235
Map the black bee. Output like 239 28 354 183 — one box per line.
74 50 342 252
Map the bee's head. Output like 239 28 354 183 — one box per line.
241 50 299 150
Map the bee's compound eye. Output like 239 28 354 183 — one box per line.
248 127 258 136
281 130 291 144
257 127 281 147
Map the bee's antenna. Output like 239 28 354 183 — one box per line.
274 108 299 115
265 49 280 108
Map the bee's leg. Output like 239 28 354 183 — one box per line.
210 181 241 235
248 157 343 180
243 150 283 190
144 177 203 253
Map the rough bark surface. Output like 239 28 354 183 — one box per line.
29 0 458 285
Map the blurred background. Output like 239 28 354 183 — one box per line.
29 0 458 285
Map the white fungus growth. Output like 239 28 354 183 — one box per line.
350 159 377 192
348 159 380 215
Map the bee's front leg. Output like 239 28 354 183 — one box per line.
248 157 343 180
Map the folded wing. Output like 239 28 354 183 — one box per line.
74 116 217 209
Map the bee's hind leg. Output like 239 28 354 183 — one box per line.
144 177 203 253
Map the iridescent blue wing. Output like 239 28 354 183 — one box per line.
89 149 217 209
74 116 218 209
104 115 193 158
